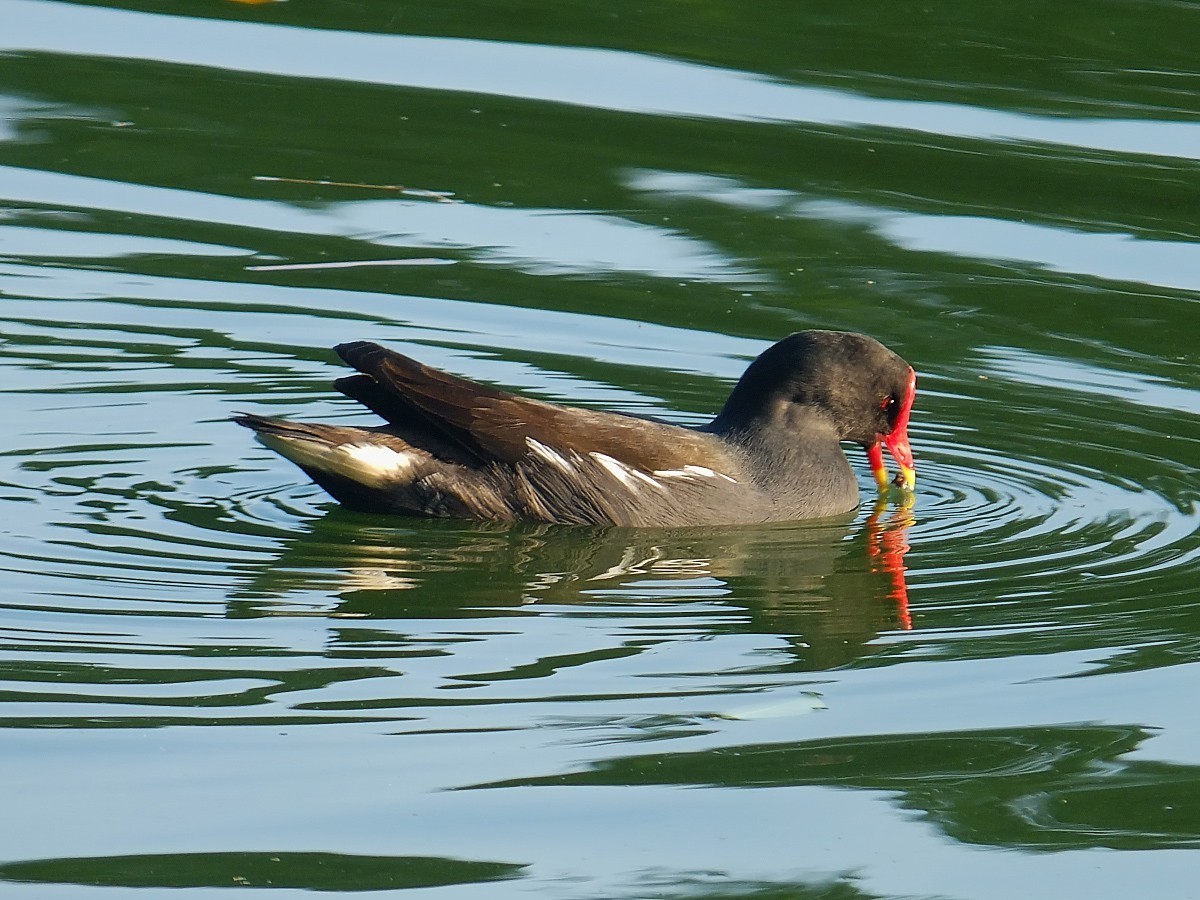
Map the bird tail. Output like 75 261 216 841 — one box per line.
234 413 434 513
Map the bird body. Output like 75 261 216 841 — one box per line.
235 331 916 526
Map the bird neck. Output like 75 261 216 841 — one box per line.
708 406 859 518
708 399 833 444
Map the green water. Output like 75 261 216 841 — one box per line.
2 1 1199 897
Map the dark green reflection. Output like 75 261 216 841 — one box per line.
479 723 1200 851
621 876 877 900
52 0 1200 118
0 852 525 891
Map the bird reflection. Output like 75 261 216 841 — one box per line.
865 499 915 630
233 499 915 670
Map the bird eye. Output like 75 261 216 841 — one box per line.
880 395 896 413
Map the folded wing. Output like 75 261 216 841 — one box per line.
334 341 722 474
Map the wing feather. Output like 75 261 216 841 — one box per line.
334 341 733 474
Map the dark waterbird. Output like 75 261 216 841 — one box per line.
234 330 916 526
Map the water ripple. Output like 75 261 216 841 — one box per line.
911 430 1197 595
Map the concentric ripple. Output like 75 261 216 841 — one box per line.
909 431 1197 594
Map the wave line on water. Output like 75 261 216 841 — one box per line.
0 165 744 281
246 258 457 272
5 0 1200 161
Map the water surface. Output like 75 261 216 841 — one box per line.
2 1 1200 897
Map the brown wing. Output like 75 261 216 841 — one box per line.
334 341 727 472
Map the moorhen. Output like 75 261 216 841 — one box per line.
234 330 916 526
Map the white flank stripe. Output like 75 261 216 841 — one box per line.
590 452 642 491
526 437 573 472
585 454 665 492
628 468 666 491
653 465 738 484
683 464 738 483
